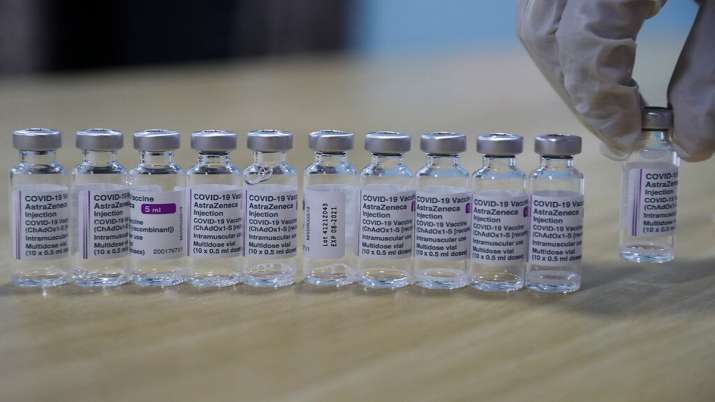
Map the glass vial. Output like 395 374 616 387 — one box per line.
619 107 678 263
72 128 130 287
414 132 471 289
9 128 70 287
243 130 298 288
186 130 243 287
527 134 584 294
303 130 358 287
357 131 415 289
471 133 528 292
128 129 186 287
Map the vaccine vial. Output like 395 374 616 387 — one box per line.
186 130 243 287
243 130 298 288
303 130 358 287
128 129 186 287
527 134 584 294
72 128 130 287
619 107 678 263
414 132 471 289
10 128 70 287
358 131 415 289
471 133 528 292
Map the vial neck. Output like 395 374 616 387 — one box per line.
539 156 574 169
313 151 348 165
425 153 461 169
20 150 58 165
481 155 516 171
641 129 671 148
370 153 405 168
197 151 231 167
253 151 287 167
140 151 175 167
82 150 117 166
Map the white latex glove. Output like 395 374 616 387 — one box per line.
517 0 715 161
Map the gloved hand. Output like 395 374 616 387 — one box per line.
517 0 714 161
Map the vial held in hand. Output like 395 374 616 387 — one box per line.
619 107 679 263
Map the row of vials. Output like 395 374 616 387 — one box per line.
9 107 678 294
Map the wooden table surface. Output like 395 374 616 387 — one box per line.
0 51 713 402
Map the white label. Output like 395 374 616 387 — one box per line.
358 189 415 259
625 166 678 237
471 192 529 264
414 191 471 260
244 186 298 257
303 188 346 259
187 185 243 258
129 189 185 260
529 193 584 266
78 188 130 260
11 186 70 260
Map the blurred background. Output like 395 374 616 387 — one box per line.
0 0 697 75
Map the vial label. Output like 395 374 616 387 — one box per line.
414 191 471 260
129 190 185 260
303 188 346 259
11 186 70 260
358 189 415 259
625 166 678 237
78 188 130 260
245 186 298 257
471 192 529 264
187 185 244 258
529 193 584 266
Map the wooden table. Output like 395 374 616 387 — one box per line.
0 51 713 402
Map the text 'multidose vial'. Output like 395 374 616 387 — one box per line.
527 134 584 294
243 130 298 288
471 133 528 292
303 130 358 287
619 107 679 263
10 128 70 287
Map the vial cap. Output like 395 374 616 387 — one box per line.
420 131 466 154
642 106 673 130
477 132 523 156
247 129 293 152
191 129 237 152
309 130 354 152
534 134 582 156
13 128 62 151
76 128 123 151
364 131 411 154
133 129 180 151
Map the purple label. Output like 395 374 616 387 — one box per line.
141 203 176 214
